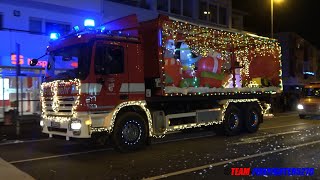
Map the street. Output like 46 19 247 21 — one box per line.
1 112 320 179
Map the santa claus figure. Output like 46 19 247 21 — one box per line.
197 49 225 88
164 58 182 87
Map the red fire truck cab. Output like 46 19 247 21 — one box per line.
31 15 282 152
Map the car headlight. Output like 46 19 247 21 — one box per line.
297 104 304 110
70 121 82 130
40 120 44 127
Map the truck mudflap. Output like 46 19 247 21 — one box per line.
41 118 92 140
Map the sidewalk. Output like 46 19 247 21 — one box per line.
0 158 34 180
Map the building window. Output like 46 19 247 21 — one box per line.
106 0 149 9
209 4 217 23
0 13 3 30
183 0 193 17
157 0 168 12
170 0 181 15
219 6 227 25
45 21 70 36
29 17 42 34
199 0 207 20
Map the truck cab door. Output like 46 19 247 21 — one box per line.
93 42 128 111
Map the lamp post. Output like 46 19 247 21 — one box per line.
271 0 283 38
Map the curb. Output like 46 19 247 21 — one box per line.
0 158 34 180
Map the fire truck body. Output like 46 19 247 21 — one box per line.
38 15 282 151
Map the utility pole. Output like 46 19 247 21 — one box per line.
271 0 274 38
15 43 20 138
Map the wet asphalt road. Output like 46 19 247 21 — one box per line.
1 112 320 180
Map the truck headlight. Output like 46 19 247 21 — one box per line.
297 104 304 110
40 120 44 127
70 121 82 130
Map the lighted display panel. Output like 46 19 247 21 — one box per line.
0 78 9 100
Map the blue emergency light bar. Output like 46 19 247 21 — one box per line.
50 33 60 40
84 19 95 27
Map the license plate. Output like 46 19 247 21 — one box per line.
51 121 60 128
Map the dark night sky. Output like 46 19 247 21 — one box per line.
232 0 320 48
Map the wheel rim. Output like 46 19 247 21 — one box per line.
121 120 142 145
249 111 259 127
228 112 239 130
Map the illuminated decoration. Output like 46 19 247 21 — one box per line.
160 99 269 136
73 25 80 32
92 99 271 138
84 19 95 27
91 101 154 137
50 33 60 40
248 81 260 88
160 18 283 96
41 79 81 123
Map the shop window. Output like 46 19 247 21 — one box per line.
95 44 124 74
219 6 227 25
170 0 181 15
29 17 42 34
183 0 193 17
45 21 70 36
157 0 168 12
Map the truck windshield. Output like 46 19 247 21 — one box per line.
303 88 320 97
45 44 91 81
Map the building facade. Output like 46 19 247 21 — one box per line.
275 32 320 110
0 0 103 119
0 0 241 120
103 0 233 28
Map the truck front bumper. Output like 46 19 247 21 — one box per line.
41 118 92 139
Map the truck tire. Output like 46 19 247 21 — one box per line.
244 105 262 133
112 112 148 152
223 105 242 136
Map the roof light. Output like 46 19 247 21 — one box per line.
50 33 59 40
84 19 95 27
73 25 80 32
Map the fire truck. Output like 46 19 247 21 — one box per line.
30 15 282 152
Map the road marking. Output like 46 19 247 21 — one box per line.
0 139 50 146
153 134 215 145
9 148 113 164
230 131 299 145
260 123 309 130
273 114 297 118
143 139 320 180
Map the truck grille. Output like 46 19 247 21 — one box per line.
43 96 77 117
40 79 81 119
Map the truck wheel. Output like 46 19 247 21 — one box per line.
244 106 262 133
299 114 306 119
112 112 148 152
223 105 242 136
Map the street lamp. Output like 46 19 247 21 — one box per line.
271 0 283 38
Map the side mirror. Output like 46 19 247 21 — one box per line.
29 59 38 66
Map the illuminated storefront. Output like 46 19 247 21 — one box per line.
0 54 45 120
